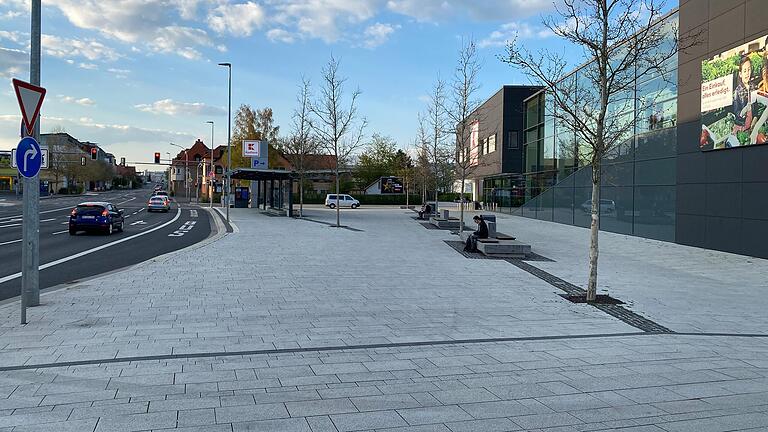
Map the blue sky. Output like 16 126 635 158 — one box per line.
0 0 580 169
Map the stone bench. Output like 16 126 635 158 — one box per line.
429 217 463 230
459 230 531 258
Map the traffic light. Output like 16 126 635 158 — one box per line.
120 157 125 166
154 152 161 164
90 147 97 160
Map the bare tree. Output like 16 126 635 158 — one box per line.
311 55 367 227
444 38 482 233
282 77 318 217
501 0 694 301
424 78 450 214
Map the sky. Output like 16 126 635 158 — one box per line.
0 0 583 170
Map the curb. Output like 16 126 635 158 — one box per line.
212 207 238 233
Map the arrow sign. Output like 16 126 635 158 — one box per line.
12 78 46 136
15 137 42 178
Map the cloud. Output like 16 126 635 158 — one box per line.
386 0 553 22
0 46 27 78
134 99 225 116
59 95 96 106
478 22 553 48
0 31 24 44
266 28 298 44
270 0 379 43
47 0 217 60
361 22 399 49
42 34 121 62
207 1 265 36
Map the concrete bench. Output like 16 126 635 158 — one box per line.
459 230 530 258
429 217 463 230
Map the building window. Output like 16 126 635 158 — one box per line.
488 134 496 153
508 131 519 149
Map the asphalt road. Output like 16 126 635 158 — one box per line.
0 187 213 302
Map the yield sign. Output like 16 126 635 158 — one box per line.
12 78 46 135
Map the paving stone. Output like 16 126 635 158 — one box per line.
94 411 178 432
330 410 407 431
232 417 312 431
397 405 472 425
349 394 421 411
12 418 98 432
215 403 289 423
286 398 358 417
177 408 216 427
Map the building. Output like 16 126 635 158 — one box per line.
481 1 768 259
458 85 542 205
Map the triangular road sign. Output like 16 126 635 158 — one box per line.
12 78 46 135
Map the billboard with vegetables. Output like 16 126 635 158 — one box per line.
700 34 768 151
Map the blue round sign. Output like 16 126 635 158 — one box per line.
15 136 42 178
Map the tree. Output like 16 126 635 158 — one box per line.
501 0 695 301
282 77 319 217
444 38 482 232
424 78 450 214
231 104 280 170
393 149 414 206
310 55 367 227
355 133 398 189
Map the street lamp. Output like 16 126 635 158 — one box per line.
218 62 231 222
205 121 214 208
165 152 171 189
169 142 189 203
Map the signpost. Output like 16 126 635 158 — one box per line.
13 76 45 324
243 140 268 168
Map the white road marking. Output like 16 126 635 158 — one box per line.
130 220 147 225
168 220 196 237
52 230 68 235
40 218 56 223
0 239 21 246
0 205 79 221
0 207 182 284
190 210 198 218
0 224 21 228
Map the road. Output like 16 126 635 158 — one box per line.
0 187 213 302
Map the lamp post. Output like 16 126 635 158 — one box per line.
165 152 171 190
218 62 231 222
206 121 214 208
169 143 189 203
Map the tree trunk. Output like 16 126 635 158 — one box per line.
587 176 600 302
405 174 409 207
459 176 466 233
299 174 304 218
335 172 340 227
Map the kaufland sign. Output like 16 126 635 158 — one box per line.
242 140 263 157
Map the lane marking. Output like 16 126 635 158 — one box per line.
130 220 147 226
168 220 196 237
190 210 198 218
40 218 56 223
0 224 21 228
0 239 21 246
0 205 80 221
0 207 182 284
52 230 68 235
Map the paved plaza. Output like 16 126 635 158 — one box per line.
0 206 766 431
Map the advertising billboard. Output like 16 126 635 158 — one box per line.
380 177 403 194
700 34 768 151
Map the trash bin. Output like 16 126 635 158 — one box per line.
474 201 481 210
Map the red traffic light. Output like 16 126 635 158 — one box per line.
154 152 161 164
90 147 97 160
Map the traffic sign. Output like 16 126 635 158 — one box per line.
11 147 48 169
15 137 43 178
242 140 263 157
12 79 46 136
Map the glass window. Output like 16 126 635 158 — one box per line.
634 185 675 241
526 95 542 129
507 131 519 149
599 185 633 235
488 134 496 153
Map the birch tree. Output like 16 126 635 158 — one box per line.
424 78 450 214
501 0 695 301
311 55 367 227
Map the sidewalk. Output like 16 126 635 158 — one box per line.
0 207 766 431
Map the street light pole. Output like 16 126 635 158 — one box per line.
169 143 189 203
218 62 231 222
206 121 214 208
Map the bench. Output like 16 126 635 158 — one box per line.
459 227 531 258
429 217 463 230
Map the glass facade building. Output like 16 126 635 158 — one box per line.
499 11 680 242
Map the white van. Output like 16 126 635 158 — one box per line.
325 194 360 209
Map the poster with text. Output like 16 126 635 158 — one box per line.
701 33 768 151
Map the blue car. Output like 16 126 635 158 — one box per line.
69 202 125 235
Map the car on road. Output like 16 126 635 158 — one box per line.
147 196 170 212
325 194 360 209
69 202 125 235
152 190 170 200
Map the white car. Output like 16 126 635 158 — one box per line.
325 194 360 209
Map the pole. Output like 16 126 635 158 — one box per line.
185 150 189 203
207 121 214 208
226 66 231 221
21 0 42 323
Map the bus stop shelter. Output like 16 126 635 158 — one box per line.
229 168 297 216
